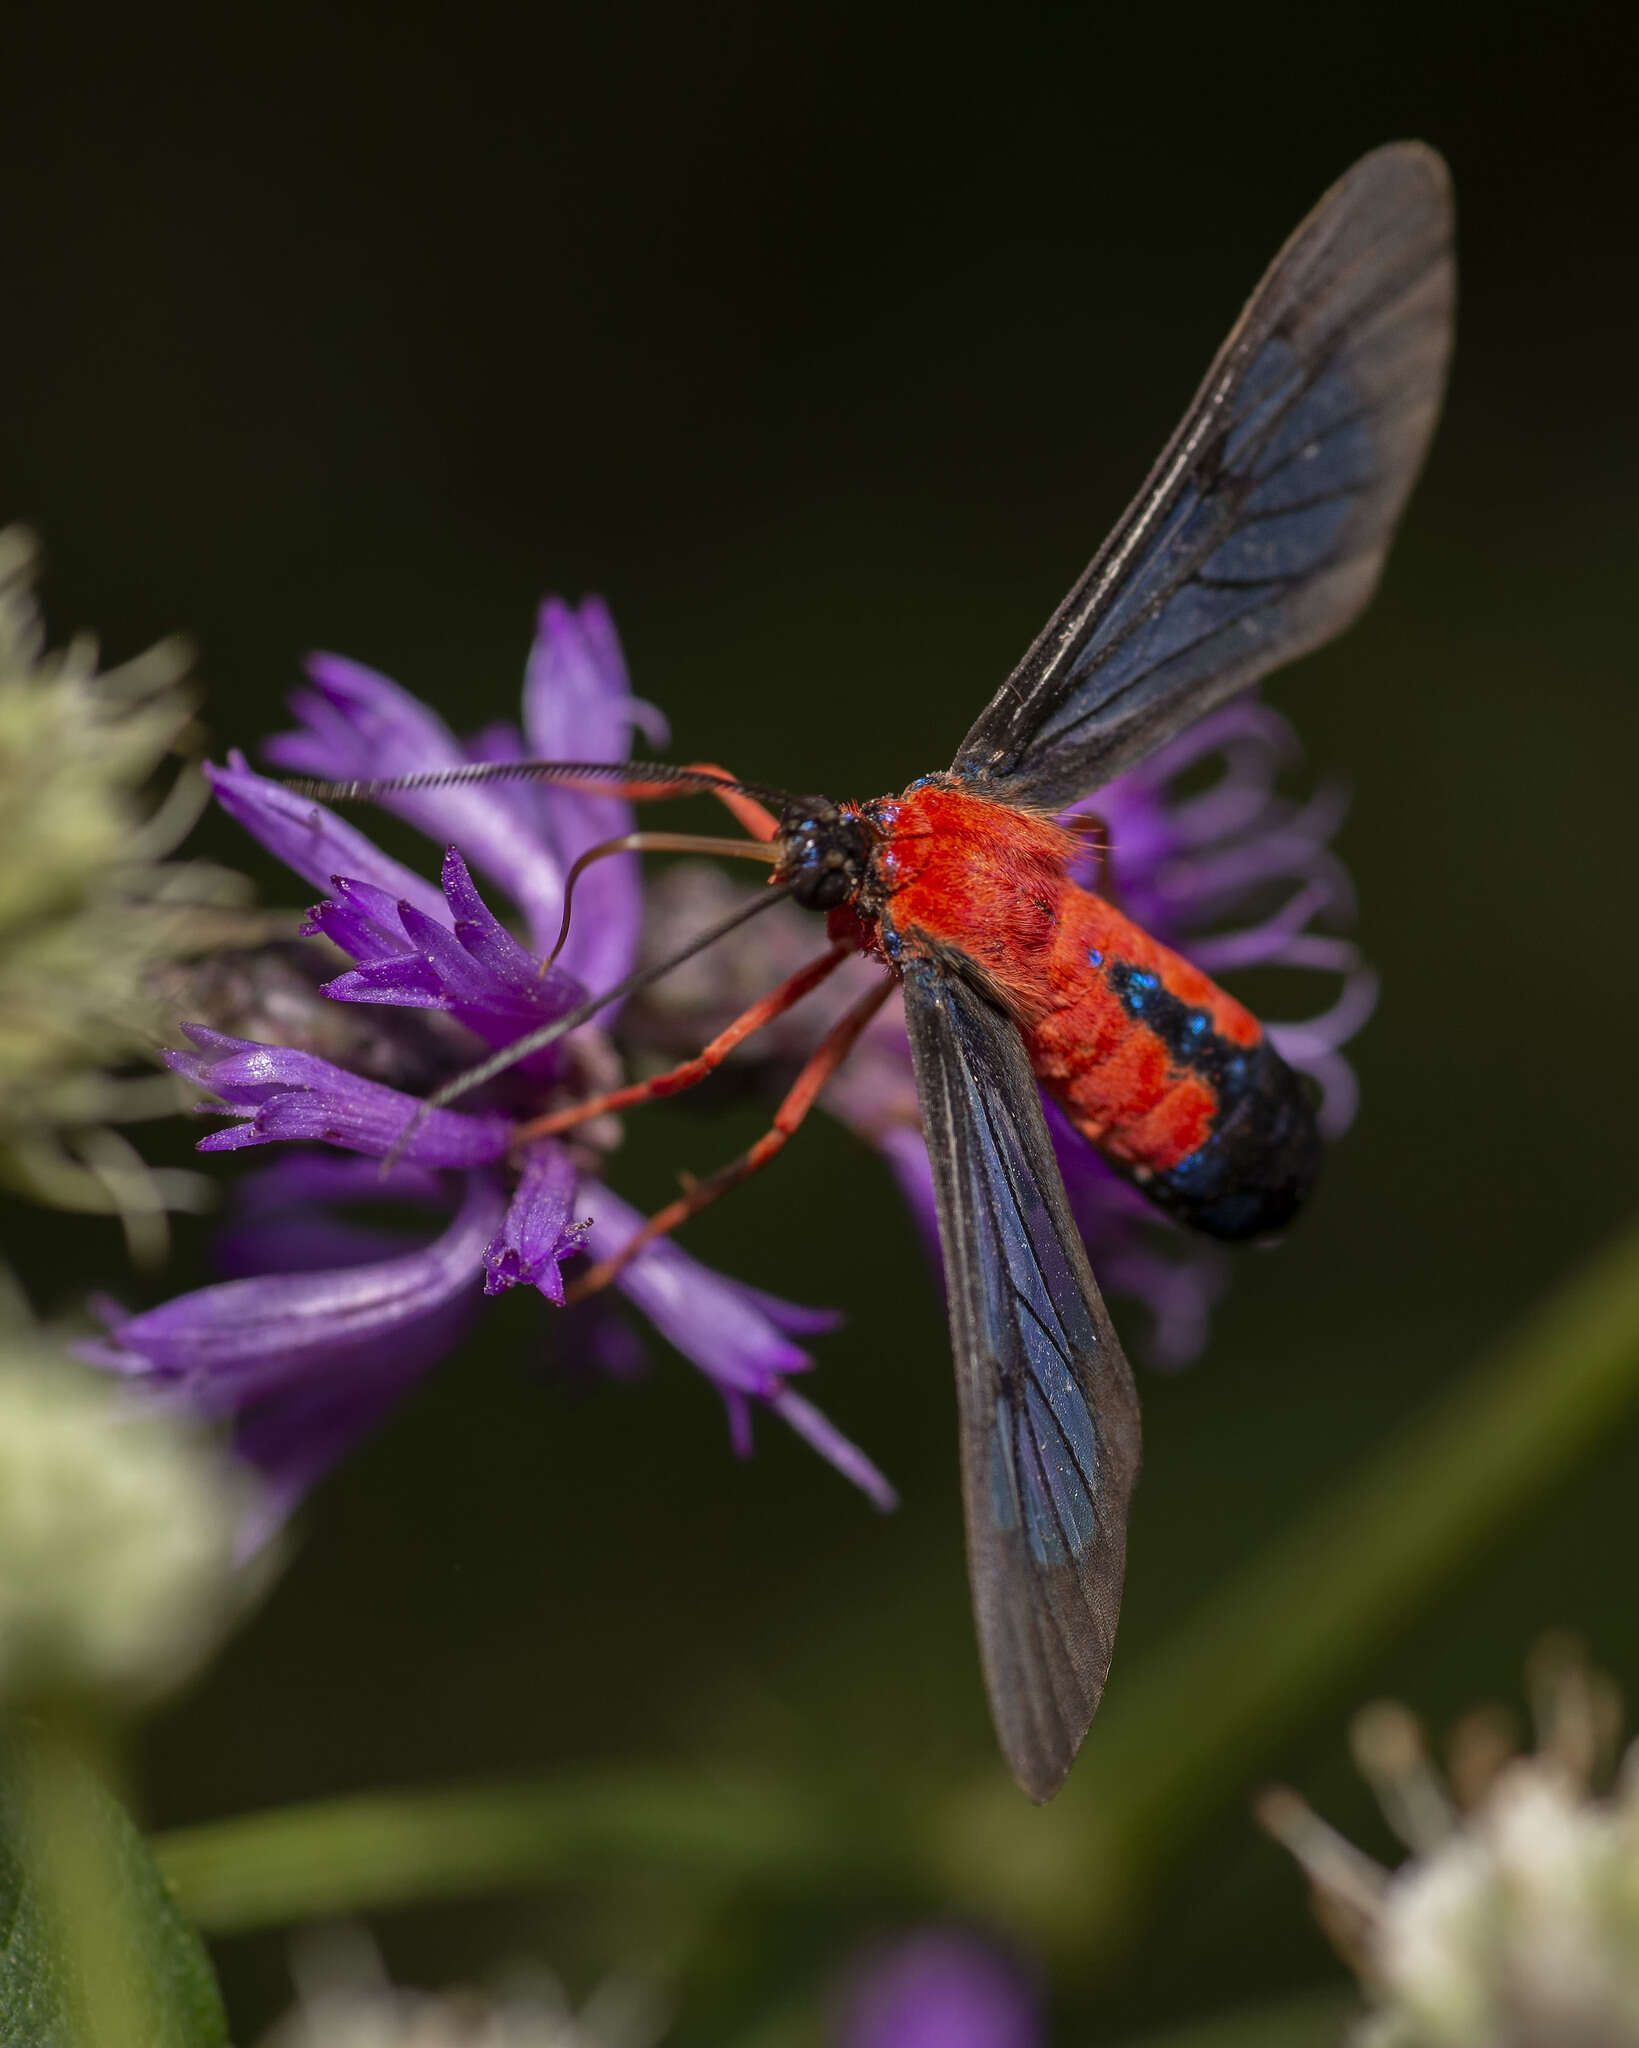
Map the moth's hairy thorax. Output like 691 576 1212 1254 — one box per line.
839 776 1319 1241
855 779 1074 1012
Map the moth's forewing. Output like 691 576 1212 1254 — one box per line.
900 959 1142 1801
954 140 1455 809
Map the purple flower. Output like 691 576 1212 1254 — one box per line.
834 1930 1043 2048
623 694 1370 1368
90 601 891 1536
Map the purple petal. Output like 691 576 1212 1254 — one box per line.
320 956 448 1008
522 599 649 990
317 852 585 1075
523 596 652 764
836 1931 1043 2048
78 1174 502 1409
443 849 582 1010
305 875 428 966
767 1389 896 1512
266 653 568 950
482 1141 588 1303
205 755 446 919
579 1181 810 1399
578 1179 890 1505
720 1280 845 1341
1184 879 1344 973
174 1033 511 1166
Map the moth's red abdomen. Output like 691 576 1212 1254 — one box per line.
861 778 1320 1240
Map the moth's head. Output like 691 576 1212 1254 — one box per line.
774 796 871 911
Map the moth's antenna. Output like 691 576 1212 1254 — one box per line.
544 831 778 966
380 878 803 1169
282 758 796 812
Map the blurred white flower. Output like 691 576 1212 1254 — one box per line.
1259 1636 1639 2047
259 1929 666 2048
0 1320 250 1706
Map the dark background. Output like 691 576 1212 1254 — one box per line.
3 2 1637 2040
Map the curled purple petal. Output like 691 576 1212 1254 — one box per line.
836 1930 1043 2048
482 1141 588 1303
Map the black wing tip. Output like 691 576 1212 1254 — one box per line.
1010 1736 1083 1804
1353 137 1452 187
1339 140 1456 250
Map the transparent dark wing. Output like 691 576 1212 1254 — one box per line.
900 957 1142 1801
952 142 1455 810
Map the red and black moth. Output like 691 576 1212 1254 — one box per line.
292 143 1455 1799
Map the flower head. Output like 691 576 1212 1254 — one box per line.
88 601 893 1536
1258 1635 1639 2048
624 694 1370 1367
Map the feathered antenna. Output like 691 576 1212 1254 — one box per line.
281 758 795 812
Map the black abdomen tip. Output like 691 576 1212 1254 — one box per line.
1149 1041 1323 1242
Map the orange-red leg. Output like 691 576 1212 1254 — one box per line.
565 970 897 1301
515 940 855 1142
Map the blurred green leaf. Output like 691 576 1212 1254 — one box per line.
156 1769 865 1935
0 1719 228 2047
